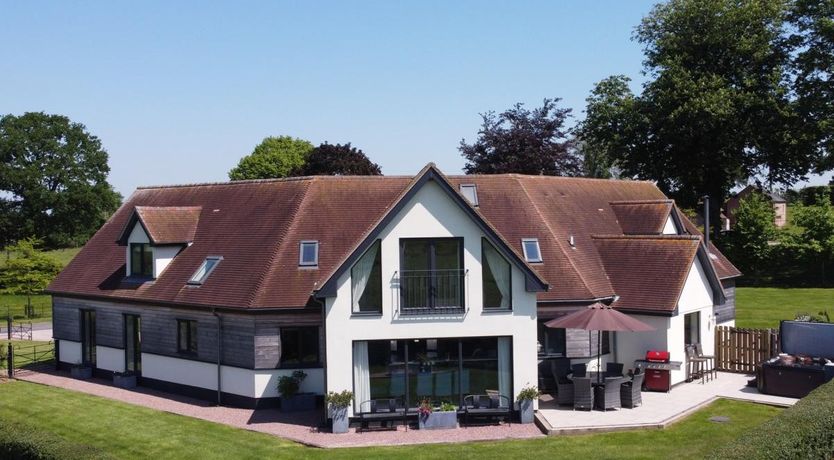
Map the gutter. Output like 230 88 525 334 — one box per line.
212 308 222 406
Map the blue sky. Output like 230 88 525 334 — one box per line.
2 1 829 196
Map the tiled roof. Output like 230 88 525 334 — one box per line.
610 200 673 235
131 206 201 244
593 235 700 313
674 207 742 280
48 167 739 311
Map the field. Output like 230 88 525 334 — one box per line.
0 381 779 460
734 287 834 329
0 247 80 323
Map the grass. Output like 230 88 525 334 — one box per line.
0 381 780 460
0 247 80 324
735 287 834 329
0 340 53 368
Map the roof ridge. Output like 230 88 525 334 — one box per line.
515 176 602 298
247 180 315 307
609 199 673 205
446 173 656 184
136 175 413 190
591 234 701 241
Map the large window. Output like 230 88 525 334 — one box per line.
399 238 464 312
130 243 153 278
280 327 320 367
482 239 511 310
177 319 198 355
684 312 700 346
354 336 512 411
537 320 566 356
351 240 382 313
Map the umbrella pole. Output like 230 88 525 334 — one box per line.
598 331 602 384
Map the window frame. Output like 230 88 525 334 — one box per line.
279 326 321 368
398 237 465 311
187 256 223 285
298 240 319 267
130 242 154 278
459 184 479 206
481 238 512 311
176 319 198 355
521 238 543 263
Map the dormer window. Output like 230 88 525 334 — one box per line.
299 241 319 267
130 243 153 278
460 184 479 206
521 238 542 263
188 256 222 285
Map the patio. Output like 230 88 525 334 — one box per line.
537 371 797 435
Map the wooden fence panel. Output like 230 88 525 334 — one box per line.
715 326 779 373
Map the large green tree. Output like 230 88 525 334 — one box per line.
294 143 382 176
228 136 314 180
460 98 581 176
0 238 62 317
0 112 121 248
722 192 777 283
580 0 831 237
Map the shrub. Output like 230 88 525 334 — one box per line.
276 370 307 398
517 385 541 402
325 390 353 409
709 380 834 459
0 419 113 459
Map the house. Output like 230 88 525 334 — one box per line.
725 185 788 228
47 164 740 415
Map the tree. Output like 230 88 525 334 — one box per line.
228 136 314 180
723 192 777 283
789 191 834 284
0 112 122 248
294 143 382 176
579 0 829 238
0 239 62 318
459 98 581 176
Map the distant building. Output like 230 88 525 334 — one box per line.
724 185 787 229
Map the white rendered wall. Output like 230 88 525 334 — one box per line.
58 340 82 365
96 345 125 373
324 181 540 415
663 216 679 234
613 315 670 371
668 257 717 384
125 223 182 277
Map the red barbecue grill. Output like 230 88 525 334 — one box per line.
634 350 683 392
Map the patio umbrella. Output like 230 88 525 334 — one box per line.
544 302 655 383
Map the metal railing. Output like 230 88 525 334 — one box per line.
398 269 467 315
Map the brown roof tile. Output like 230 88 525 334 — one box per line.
593 235 700 313
610 200 673 235
132 206 201 244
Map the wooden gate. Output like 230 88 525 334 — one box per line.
715 326 779 373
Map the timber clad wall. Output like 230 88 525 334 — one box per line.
52 296 322 370
566 329 608 359
715 279 736 323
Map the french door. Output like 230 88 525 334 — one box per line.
81 310 96 366
124 314 141 374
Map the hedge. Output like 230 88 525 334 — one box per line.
709 379 834 459
0 419 113 460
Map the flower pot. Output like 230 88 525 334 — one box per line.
71 365 92 380
418 410 458 430
280 392 316 412
113 373 137 389
519 400 535 424
331 406 350 434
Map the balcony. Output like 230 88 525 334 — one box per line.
397 269 467 316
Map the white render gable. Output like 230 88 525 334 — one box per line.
124 222 181 278
324 180 539 415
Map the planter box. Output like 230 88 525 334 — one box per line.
330 407 350 434
419 411 458 430
113 373 137 389
280 393 316 412
519 400 534 424
71 365 92 380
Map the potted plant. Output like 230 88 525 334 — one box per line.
516 385 540 424
277 370 315 412
113 371 137 389
71 361 93 379
418 399 458 430
326 390 353 434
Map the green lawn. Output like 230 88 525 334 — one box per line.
0 381 779 460
735 287 834 329
0 340 53 368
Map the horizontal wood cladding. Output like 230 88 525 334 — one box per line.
715 279 736 323
51 296 322 370
566 329 608 359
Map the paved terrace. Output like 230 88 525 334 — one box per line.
537 372 797 435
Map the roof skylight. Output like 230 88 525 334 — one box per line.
460 184 479 206
299 241 319 267
521 238 542 263
188 256 222 285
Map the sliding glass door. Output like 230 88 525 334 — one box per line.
353 336 512 412
81 309 96 366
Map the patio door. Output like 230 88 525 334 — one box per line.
124 314 141 374
80 309 96 366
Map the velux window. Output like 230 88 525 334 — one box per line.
521 238 542 263
299 241 319 267
351 240 382 313
177 319 198 354
482 239 511 309
460 184 478 206
188 256 222 285
130 243 153 278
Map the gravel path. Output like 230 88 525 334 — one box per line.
18 370 544 448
